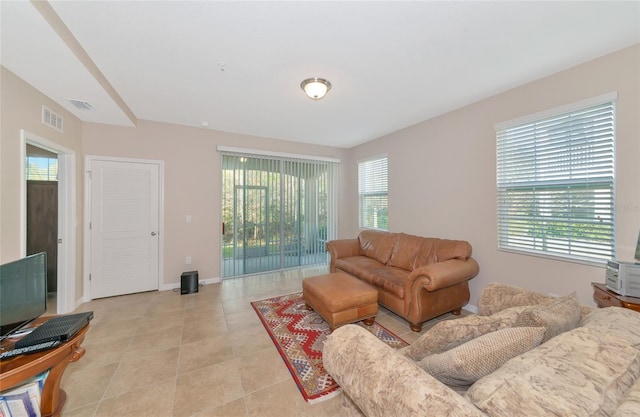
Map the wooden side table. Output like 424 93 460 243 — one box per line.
592 282 640 313
0 317 89 417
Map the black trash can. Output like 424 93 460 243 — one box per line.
181 270 199 294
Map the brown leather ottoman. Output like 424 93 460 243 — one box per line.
302 272 378 331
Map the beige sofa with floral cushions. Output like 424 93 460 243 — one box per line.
323 282 640 417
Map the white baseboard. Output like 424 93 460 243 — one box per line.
159 276 221 292
79 276 222 304
464 303 478 314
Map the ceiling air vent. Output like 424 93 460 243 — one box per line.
68 99 95 111
42 106 63 132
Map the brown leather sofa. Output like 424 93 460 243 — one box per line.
326 230 479 332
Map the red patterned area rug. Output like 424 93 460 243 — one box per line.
251 292 408 404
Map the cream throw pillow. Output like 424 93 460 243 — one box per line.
403 314 514 361
418 327 545 386
513 292 581 342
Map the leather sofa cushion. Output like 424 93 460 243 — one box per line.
367 266 407 299
337 257 407 299
358 230 398 264
387 233 425 271
335 256 386 279
414 239 472 269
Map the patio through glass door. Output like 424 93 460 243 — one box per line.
221 152 337 278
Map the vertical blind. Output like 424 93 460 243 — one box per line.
496 100 615 263
358 156 388 230
221 151 338 278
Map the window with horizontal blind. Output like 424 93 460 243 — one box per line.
496 97 616 264
358 156 388 230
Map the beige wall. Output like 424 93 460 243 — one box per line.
2 66 347 303
3 44 638 308
82 121 349 287
0 67 84 296
347 44 640 307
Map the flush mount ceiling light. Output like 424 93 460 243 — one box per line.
300 77 332 101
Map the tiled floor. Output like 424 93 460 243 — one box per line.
60 266 458 417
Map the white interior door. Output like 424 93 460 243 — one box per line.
89 159 160 298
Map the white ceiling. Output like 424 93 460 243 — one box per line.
2 1 639 148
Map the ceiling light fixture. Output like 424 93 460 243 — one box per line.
300 77 332 101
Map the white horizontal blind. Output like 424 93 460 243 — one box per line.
358 156 388 230
496 101 615 263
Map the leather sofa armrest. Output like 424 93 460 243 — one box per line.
326 239 361 272
323 325 486 417
408 258 479 292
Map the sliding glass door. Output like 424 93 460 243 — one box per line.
221 152 338 278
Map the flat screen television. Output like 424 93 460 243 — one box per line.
0 252 47 341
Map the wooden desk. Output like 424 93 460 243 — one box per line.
0 317 89 417
592 282 640 313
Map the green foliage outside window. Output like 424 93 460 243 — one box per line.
26 157 58 181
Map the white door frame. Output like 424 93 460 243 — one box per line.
20 130 76 314
83 155 164 302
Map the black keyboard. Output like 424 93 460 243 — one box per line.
14 311 93 349
0 340 61 360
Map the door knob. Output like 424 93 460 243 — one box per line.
151 231 157 236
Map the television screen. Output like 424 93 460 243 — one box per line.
0 252 47 340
